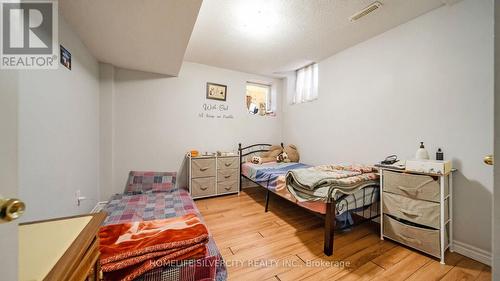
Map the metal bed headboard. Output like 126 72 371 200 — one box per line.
238 143 283 157
238 143 283 191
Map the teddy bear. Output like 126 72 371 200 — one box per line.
250 144 300 164
250 145 282 164
276 144 300 163
283 144 300 162
276 151 288 163
250 155 262 164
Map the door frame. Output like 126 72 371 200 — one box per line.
0 70 19 280
493 0 499 279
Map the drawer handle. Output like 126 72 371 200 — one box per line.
399 208 421 217
224 163 232 167
397 179 434 193
224 175 231 179
200 186 208 191
200 167 209 171
397 185 420 193
397 233 422 245
224 186 232 190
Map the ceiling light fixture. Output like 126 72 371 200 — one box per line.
349 1 383 22
233 0 279 39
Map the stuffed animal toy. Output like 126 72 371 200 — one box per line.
250 155 262 164
250 145 283 164
249 144 300 164
276 151 289 163
283 144 300 162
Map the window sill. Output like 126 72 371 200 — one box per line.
291 98 318 105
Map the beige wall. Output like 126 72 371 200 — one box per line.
283 0 494 259
99 64 115 200
18 16 100 222
100 62 283 199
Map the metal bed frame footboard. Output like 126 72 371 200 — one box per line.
238 143 380 256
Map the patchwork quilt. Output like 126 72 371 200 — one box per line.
124 171 176 194
103 189 226 281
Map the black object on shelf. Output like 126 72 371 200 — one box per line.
436 148 444 160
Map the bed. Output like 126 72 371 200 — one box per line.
102 173 227 281
238 143 380 256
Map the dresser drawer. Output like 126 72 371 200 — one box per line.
384 214 445 257
218 180 238 194
217 168 238 182
217 157 239 170
383 170 446 202
191 177 216 197
383 192 447 229
191 158 216 178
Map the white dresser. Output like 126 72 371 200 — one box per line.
188 154 240 199
379 168 454 264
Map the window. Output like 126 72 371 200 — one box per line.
293 63 318 104
246 82 273 116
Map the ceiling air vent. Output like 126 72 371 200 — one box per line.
349 1 383 22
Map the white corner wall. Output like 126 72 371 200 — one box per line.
18 15 100 222
99 63 115 201
283 0 493 255
100 62 283 199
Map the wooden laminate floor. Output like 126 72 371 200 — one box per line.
196 187 491 281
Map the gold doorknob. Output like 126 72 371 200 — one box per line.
0 198 25 223
484 155 494 166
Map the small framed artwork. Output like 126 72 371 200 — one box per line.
206 82 227 101
60 45 71 70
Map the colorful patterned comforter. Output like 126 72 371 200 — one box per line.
241 162 378 216
242 162 310 191
103 189 227 281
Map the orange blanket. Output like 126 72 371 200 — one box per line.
99 213 209 281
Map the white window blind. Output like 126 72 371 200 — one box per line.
293 63 318 104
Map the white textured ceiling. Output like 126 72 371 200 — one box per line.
185 0 449 77
60 0 202 76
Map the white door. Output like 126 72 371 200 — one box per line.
0 70 23 281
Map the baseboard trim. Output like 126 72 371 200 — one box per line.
452 240 491 266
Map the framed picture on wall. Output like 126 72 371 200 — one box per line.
206 82 227 101
60 45 71 70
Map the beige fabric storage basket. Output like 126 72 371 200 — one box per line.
383 214 445 257
217 157 239 170
217 169 239 182
383 192 448 229
383 170 445 202
217 180 238 194
191 177 216 197
192 158 216 178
